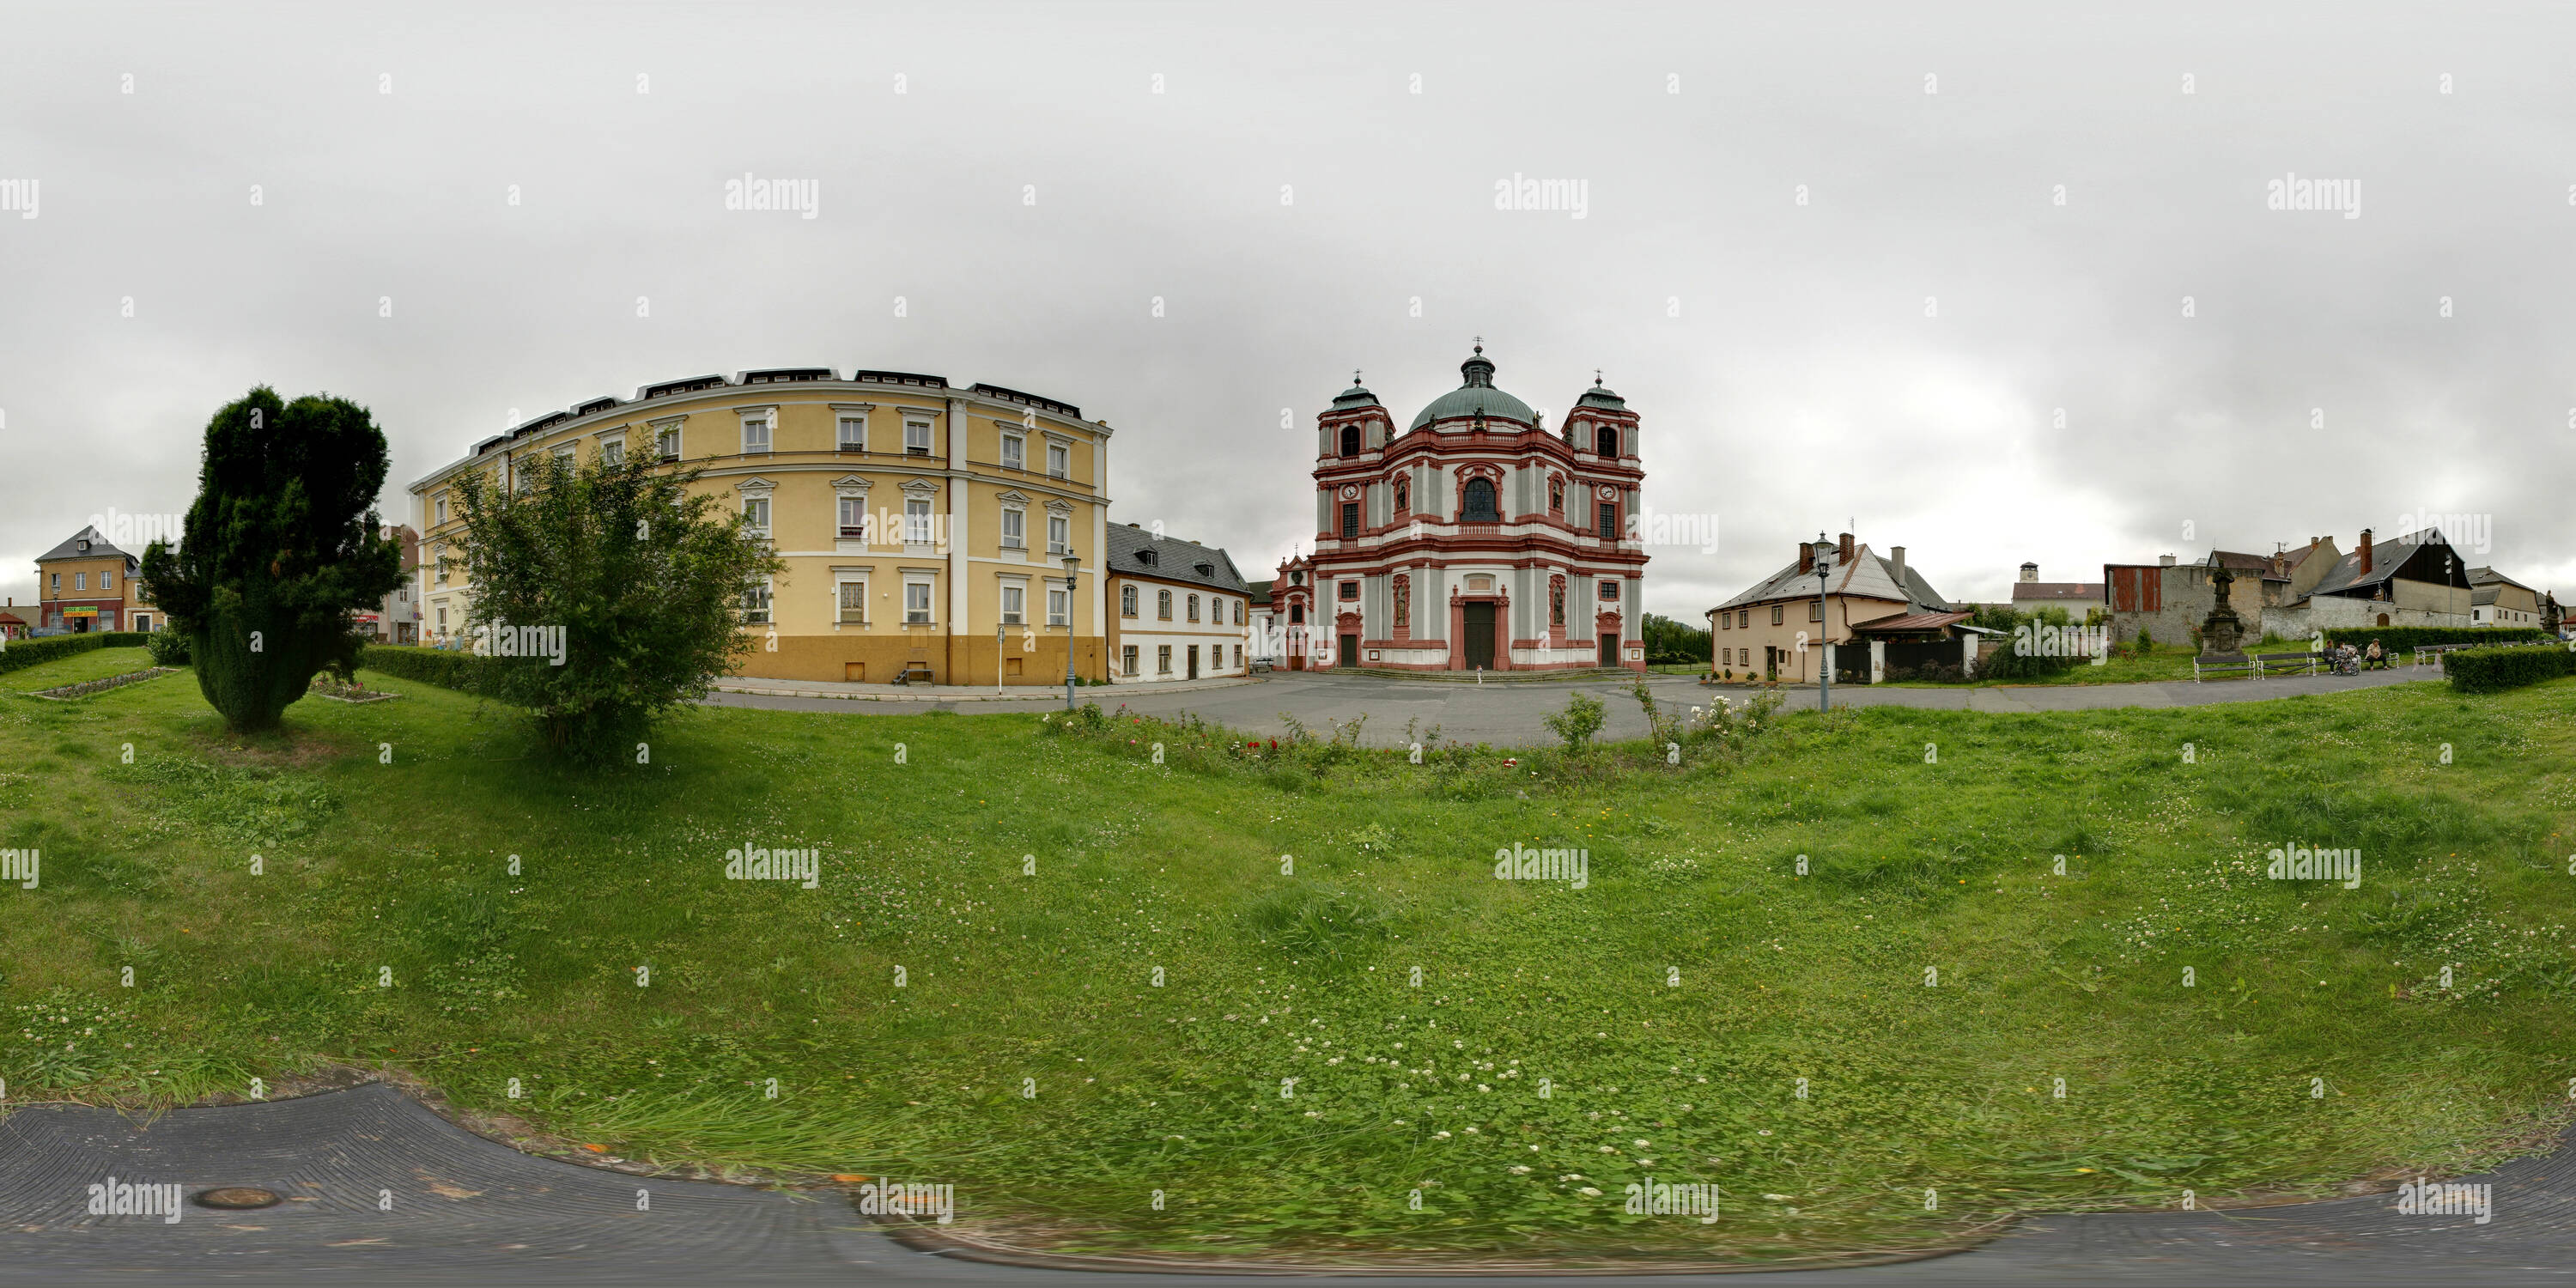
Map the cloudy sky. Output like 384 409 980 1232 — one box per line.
5 1 2573 619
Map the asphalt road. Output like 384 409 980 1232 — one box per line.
4 1083 2569 1286
703 665 2439 748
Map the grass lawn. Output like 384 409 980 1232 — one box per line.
4 648 2576 1262
4 645 163 693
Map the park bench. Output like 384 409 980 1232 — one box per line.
2253 651 2324 677
890 663 936 685
2191 655 2259 682
2415 642 2473 668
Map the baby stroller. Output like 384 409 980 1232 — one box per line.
2330 646 2361 677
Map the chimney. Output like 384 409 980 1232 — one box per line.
1891 547 1908 585
2159 553 2177 568
1838 532 1855 563
1798 542 1815 574
2019 562 2038 582
2359 529 2373 576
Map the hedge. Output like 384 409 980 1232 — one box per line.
2445 643 2576 694
2323 625 2547 651
358 643 501 695
0 633 106 676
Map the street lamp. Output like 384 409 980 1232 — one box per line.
1815 532 1832 714
1061 549 1080 713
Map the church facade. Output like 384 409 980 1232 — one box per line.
1301 345 1647 673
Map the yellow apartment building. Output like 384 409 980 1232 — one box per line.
408 367 1113 685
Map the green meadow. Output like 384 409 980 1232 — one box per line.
4 645 2575 1262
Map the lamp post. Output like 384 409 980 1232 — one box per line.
1061 549 1080 713
995 623 1006 696
1815 532 1832 714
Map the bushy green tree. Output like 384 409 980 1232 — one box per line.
139 388 400 732
448 447 781 764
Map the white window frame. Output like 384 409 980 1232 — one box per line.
1188 593 1200 623
1000 506 1026 550
904 419 933 455
434 495 448 525
1157 588 1173 619
1000 583 1026 625
742 575 774 625
552 442 576 465
839 495 870 539
1048 513 1069 555
838 415 866 452
1001 432 1025 471
100 568 112 591
1047 441 1070 478
600 436 625 467
74 572 85 591
904 497 934 545
836 576 868 625
742 495 771 538
903 579 935 625
654 422 683 461
1121 585 1138 617
1048 585 1069 627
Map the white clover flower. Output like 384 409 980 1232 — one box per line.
1578 1187 1603 1197
1509 1165 1533 1175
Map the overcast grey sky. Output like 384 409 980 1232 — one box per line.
5 1 2573 619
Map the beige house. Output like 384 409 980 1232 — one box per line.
1708 532 1951 683
2469 567 2544 628
410 367 1115 685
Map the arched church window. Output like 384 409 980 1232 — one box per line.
1462 477 1499 522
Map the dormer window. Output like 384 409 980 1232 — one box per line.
1136 548 1157 567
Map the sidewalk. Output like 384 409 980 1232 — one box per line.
710 673 1267 703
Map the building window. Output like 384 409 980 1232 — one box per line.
742 496 771 538
1001 507 1026 550
602 438 625 467
656 424 682 461
436 605 447 630
74 573 86 591
1463 477 1500 522
1597 501 1617 538
1340 423 1359 457
741 416 772 453
1048 442 1069 478
1289 605 1304 624
1549 479 1563 513
1394 478 1408 510
742 577 773 624
1002 433 1024 471
1600 581 1620 602
839 496 867 539
1340 502 1359 538
1231 645 1241 668
1232 599 1243 625
839 416 866 452
49 573 58 592
1048 586 1069 626
1122 645 1139 676
905 420 933 455
1339 580 1358 601
1048 513 1069 555
1596 425 1619 456
1157 589 1173 619
838 580 866 624
1719 611 1729 630
1187 594 1200 623
434 495 448 525
1121 585 1138 617
905 581 933 624
1771 605 1784 626
1001 584 1025 625
1810 599 1824 621
905 498 933 544
1157 645 1172 674
100 569 112 591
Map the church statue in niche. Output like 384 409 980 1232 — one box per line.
1550 578 1565 627
1394 574 1410 629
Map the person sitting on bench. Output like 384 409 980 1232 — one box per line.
2364 639 2385 670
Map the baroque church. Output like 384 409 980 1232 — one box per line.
1273 344 1647 672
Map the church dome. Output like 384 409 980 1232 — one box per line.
1408 344 1536 430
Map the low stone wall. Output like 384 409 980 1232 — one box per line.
2269 598 2470 641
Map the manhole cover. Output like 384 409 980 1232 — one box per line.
193 1187 283 1210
